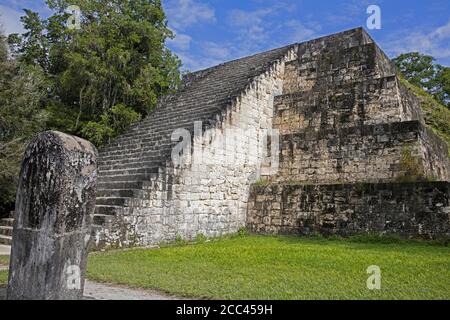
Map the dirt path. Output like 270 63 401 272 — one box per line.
0 268 183 300
83 280 183 300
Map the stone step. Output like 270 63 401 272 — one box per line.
0 226 13 237
99 167 159 177
0 218 14 227
92 214 116 227
97 180 145 191
99 161 159 171
274 75 397 104
98 173 152 183
96 189 143 198
99 145 172 161
0 235 12 245
101 114 217 150
98 155 165 166
96 197 130 206
95 205 126 216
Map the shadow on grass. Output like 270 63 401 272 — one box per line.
267 233 450 252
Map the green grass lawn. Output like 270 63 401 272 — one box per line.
0 255 9 266
86 235 450 300
0 256 10 288
0 270 7 287
0 236 448 299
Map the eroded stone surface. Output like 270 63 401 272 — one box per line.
7 131 97 300
247 182 450 238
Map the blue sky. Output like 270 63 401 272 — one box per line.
1 0 449 71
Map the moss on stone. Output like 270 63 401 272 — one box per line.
399 77 450 157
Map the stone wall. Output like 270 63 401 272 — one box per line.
283 43 396 94
269 121 449 184
247 182 450 239
418 125 450 181
274 76 422 135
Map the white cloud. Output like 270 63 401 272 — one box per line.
167 32 192 50
227 8 275 45
326 0 382 26
228 8 273 28
201 42 230 60
0 5 24 35
227 5 321 51
165 0 215 30
383 19 450 61
177 51 224 71
285 20 321 43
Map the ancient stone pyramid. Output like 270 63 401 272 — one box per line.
94 27 450 249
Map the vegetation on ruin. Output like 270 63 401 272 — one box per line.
394 52 449 108
395 52 450 157
82 235 449 300
396 145 428 182
399 77 450 157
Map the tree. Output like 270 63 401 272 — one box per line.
434 66 450 107
9 0 181 144
0 31 48 216
393 52 449 108
8 10 49 69
0 1 182 214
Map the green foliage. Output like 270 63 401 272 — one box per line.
109 104 141 133
7 9 49 69
434 66 450 108
399 77 450 156
253 178 270 186
174 234 187 246
0 139 26 215
8 0 181 141
0 1 182 212
396 145 426 182
0 33 7 62
195 233 207 244
394 52 449 108
237 227 249 237
81 104 140 146
81 119 114 147
0 32 48 216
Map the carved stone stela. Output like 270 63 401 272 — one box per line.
7 131 97 300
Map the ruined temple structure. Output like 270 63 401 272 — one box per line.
94 28 450 248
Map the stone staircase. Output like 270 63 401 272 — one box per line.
93 43 297 246
0 212 14 246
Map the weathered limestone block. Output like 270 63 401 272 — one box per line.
247 182 450 239
7 131 97 300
